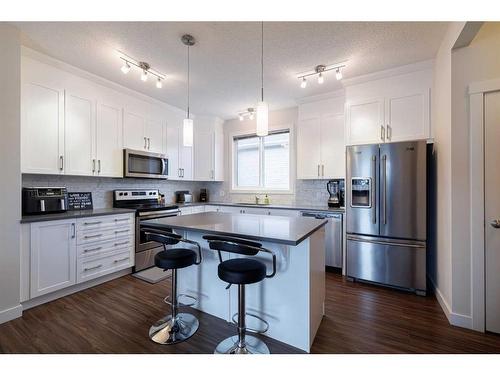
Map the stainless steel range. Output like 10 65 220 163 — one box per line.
113 189 180 272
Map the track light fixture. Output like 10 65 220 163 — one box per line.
297 62 346 88
237 108 256 121
118 52 166 88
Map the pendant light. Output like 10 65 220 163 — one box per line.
256 22 269 137
182 34 195 147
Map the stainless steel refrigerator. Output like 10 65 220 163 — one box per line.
346 140 427 295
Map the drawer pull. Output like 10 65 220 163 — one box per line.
84 221 102 226
84 246 102 253
114 218 130 222
115 229 130 234
84 264 103 272
114 241 129 247
84 234 103 239
114 257 129 263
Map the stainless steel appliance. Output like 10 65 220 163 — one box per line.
113 189 180 272
346 140 427 295
301 211 343 269
123 148 168 179
327 179 345 208
175 190 193 204
22 187 68 215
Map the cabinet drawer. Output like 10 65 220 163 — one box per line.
77 249 133 283
76 214 134 232
77 236 134 258
76 225 134 245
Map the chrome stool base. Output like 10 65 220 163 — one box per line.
149 313 199 345
214 335 270 354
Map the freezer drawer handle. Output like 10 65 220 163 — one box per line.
348 237 425 248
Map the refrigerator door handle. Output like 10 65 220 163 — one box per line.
347 235 425 248
371 155 377 224
382 154 387 225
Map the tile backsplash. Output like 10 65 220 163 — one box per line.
22 174 336 208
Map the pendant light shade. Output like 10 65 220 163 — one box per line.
256 101 269 137
256 22 269 137
182 34 195 147
183 118 194 147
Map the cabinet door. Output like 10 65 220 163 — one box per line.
30 220 76 298
194 129 214 181
166 125 180 179
180 143 194 180
385 89 430 142
214 126 225 181
21 82 65 174
145 118 165 154
297 118 322 179
123 110 146 151
96 102 123 177
321 114 345 179
346 97 385 145
65 91 95 176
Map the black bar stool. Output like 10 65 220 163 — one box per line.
203 234 276 354
142 228 202 345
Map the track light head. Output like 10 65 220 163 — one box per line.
335 68 343 80
318 72 324 84
156 78 162 88
121 61 131 74
300 77 307 88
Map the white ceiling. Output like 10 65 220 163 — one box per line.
14 22 448 119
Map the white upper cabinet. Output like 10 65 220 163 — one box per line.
345 67 432 145
64 90 96 176
21 80 65 174
166 123 193 180
123 110 147 151
193 116 224 181
145 118 165 154
297 96 345 179
96 101 123 177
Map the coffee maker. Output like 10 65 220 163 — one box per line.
327 179 345 208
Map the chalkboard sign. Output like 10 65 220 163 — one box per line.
68 192 93 210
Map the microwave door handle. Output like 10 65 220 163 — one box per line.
161 158 166 176
372 155 376 224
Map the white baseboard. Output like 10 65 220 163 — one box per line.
22 268 132 311
0 304 23 325
429 277 473 330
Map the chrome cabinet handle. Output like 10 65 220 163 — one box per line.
114 241 130 246
322 164 324 177
382 154 387 225
387 124 392 141
144 137 147 149
84 221 102 225
147 138 151 150
98 160 101 173
84 246 102 253
115 229 130 234
114 218 129 222
114 257 129 263
317 164 320 177
71 223 76 238
84 264 103 272
372 155 377 224
59 155 64 171
491 219 500 228
381 125 385 141
84 234 103 239
92 159 96 173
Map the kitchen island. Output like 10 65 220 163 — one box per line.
141 212 327 352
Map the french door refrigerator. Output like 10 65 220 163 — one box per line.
346 140 427 295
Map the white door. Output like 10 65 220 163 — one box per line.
145 118 165 154
346 97 385 145
21 82 65 174
194 129 214 181
297 118 321 179
30 219 77 298
166 125 180 179
123 110 146 151
64 91 95 176
485 91 500 334
96 102 123 177
320 114 345 179
385 89 430 142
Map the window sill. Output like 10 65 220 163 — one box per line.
230 188 295 195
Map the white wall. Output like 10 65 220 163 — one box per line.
428 22 465 319
0 23 22 323
451 22 500 318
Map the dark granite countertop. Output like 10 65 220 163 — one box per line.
140 211 327 246
177 201 345 213
21 208 136 223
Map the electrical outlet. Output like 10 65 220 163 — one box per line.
219 190 225 197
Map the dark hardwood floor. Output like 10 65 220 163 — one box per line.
1 272 500 354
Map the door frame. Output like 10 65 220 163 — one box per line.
468 78 500 331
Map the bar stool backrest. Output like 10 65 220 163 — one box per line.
142 228 182 246
203 235 262 256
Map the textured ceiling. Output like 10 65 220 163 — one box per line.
14 22 448 119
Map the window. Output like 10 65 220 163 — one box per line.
233 130 291 191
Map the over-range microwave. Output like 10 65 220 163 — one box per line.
123 148 168 179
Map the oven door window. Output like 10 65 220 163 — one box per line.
128 154 165 175
351 178 371 208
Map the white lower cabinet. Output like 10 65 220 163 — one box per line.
24 213 134 301
30 219 77 298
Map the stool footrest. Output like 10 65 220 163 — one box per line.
163 294 198 308
231 312 269 334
